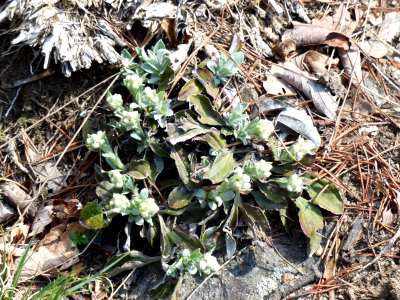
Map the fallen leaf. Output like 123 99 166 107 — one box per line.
282 22 351 50
29 205 54 237
0 201 16 224
19 223 84 280
0 182 37 217
276 108 321 147
33 161 66 193
10 223 30 242
337 48 362 83
262 73 296 96
359 39 388 59
378 12 400 43
296 50 339 76
52 198 82 218
312 4 360 35
273 62 338 120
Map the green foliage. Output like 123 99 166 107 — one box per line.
207 52 244 85
80 39 344 297
71 231 90 247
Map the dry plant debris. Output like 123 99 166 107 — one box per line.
0 0 400 299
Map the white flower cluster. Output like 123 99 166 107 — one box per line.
195 167 253 210
227 167 252 192
289 137 317 160
108 188 159 225
109 170 126 188
141 87 173 128
107 93 123 112
120 110 141 131
244 159 273 181
252 119 275 141
194 188 235 210
199 252 221 275
86 131 107 151
280 174 304 193
223 101 275 144
166 249 220 277
123 73 143 94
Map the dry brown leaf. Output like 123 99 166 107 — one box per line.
323 258 335 281
10 223 30 242
359 39 388 59
19 222 85 280
272 39 296 60
312 4 360 35
0 182 37 217
53 198 82 218
295 50 339 75
33 161 66 194
0 201 16 224
262 73 296 95
337 47 362 83
378 12 400 44
272 62 338 120
282 22 351 49
29 205 54 237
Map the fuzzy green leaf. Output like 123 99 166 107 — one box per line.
106 250 160 277
308 179 344 214
194 130 227 150
194 68 219 99
295 197 323 238
188 94 225 126
96 180 118 202
127 159 151 179
169 227 203 251
167 117 210 145
170 147 196 190
204 149 235 184
168 186 193 209
258 183 286 203
178 79 204 101
251 191 285 210
239 202 270 234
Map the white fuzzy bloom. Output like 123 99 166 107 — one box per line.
86 131 107 151
132 188 159 225
109 193 131 214
107 93 123 111
142 87 159 104
124 74 143 92
181 249 191 257
285 174 304 193
199 252 220 275
253 160 273 179
120 110 140 129
254 119 274 141
229 167 252 192
109 170 125 188
290 137 317 160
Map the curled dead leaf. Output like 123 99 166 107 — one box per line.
282 22 351 50
18 222 85 280
272 62 338 120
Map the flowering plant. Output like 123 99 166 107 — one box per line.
80 39 343 297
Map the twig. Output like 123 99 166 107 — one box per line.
5 86 21 118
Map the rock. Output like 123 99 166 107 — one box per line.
176 238 313 300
